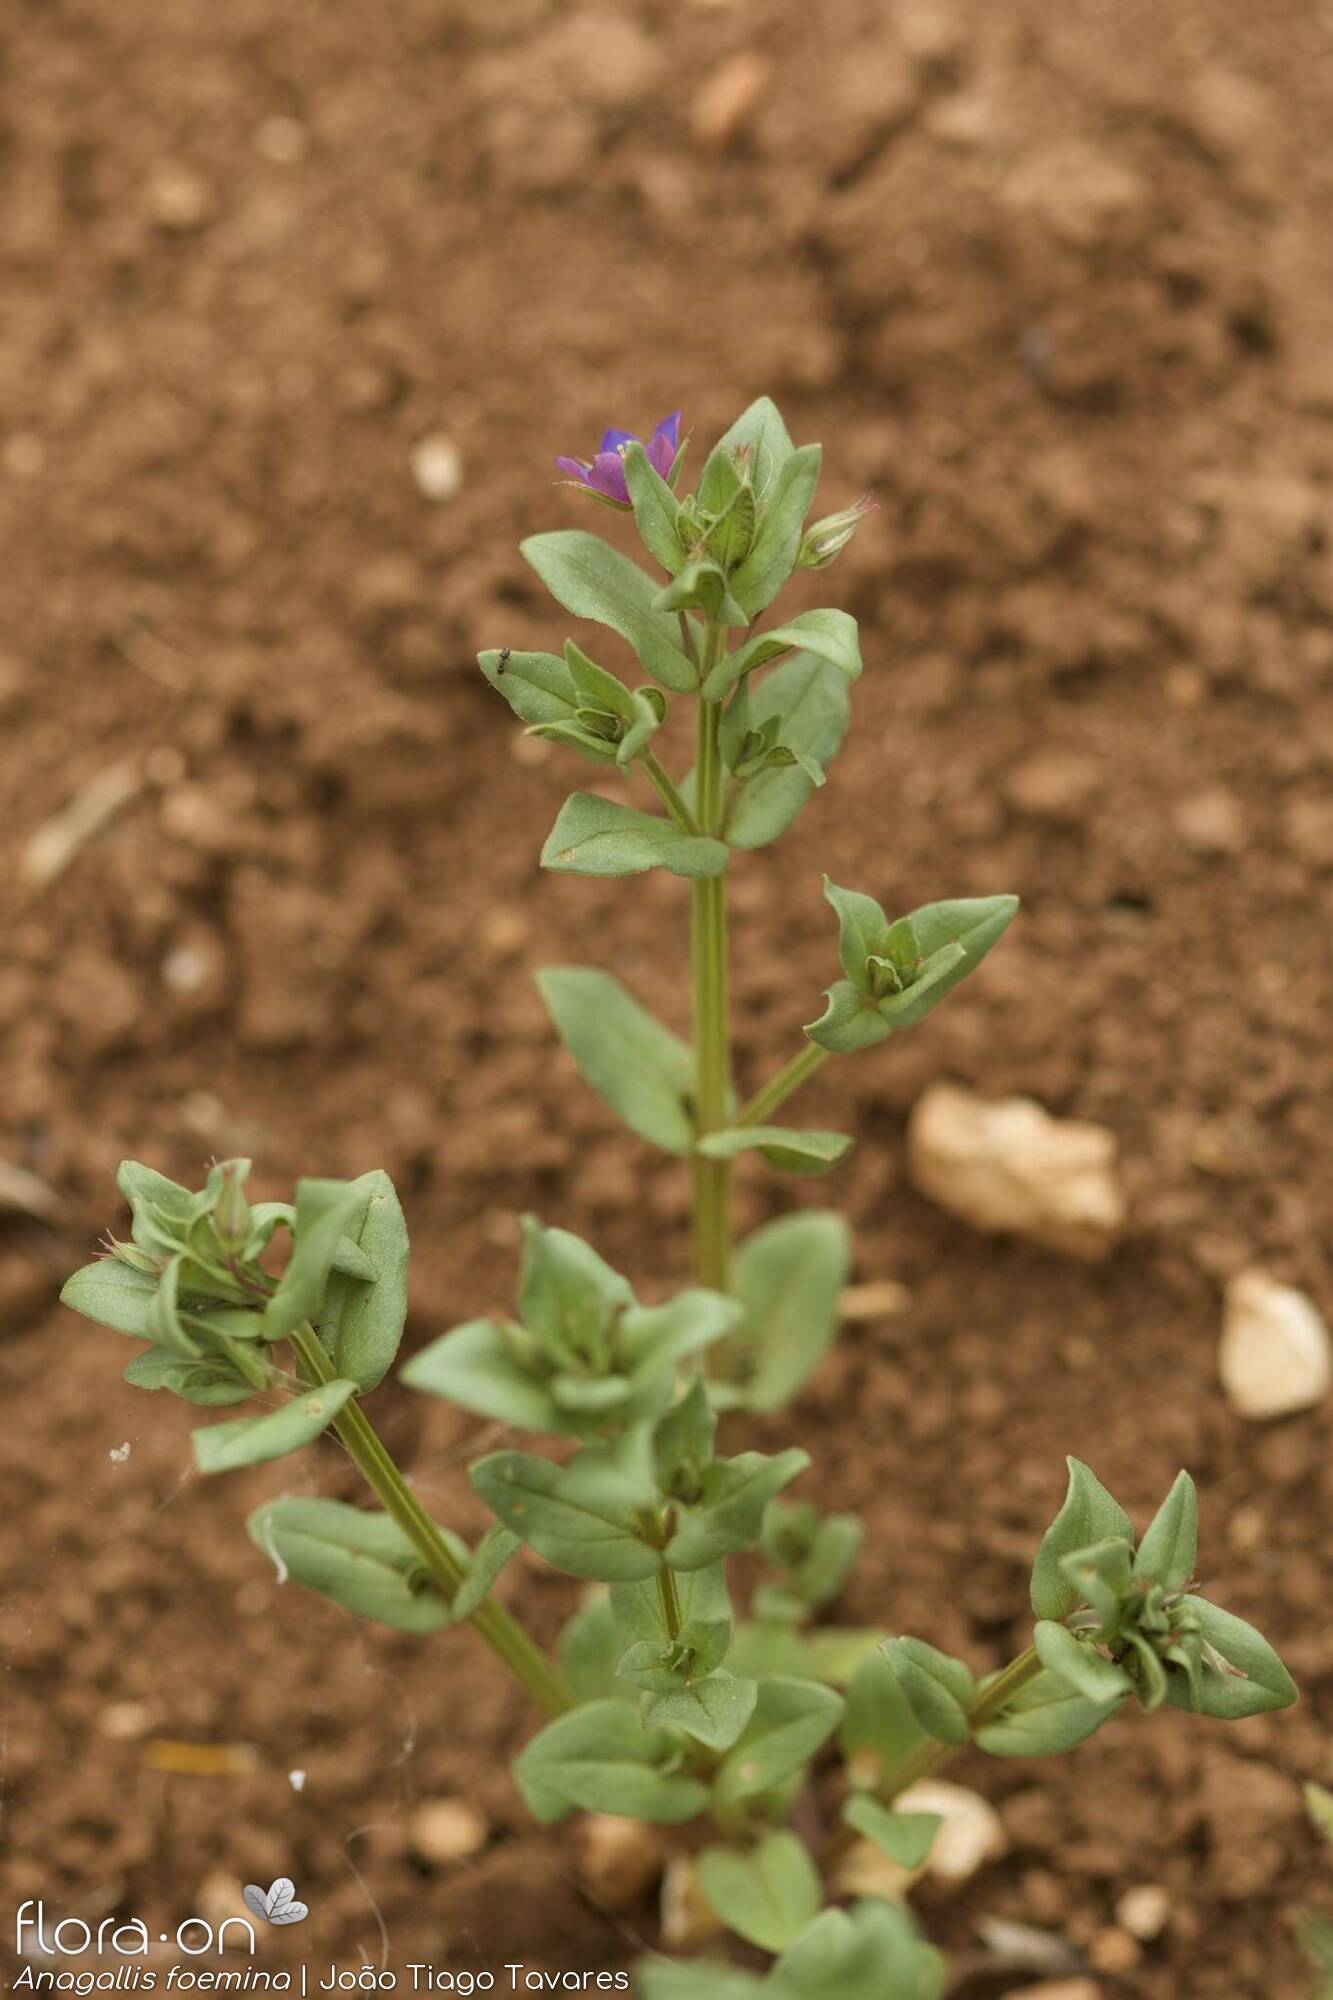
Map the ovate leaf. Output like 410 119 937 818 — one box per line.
62 1260 161 1340
542 794 729 879
514 1700 710 1824
714 1677 844 1808
720 1211 850 1413
697 1831 822 1952
470 1450 659 1581
1030 1458 1134 1622
1161 1597 1298 1719
841 1796 941 1870
193 1379 357 1475
246 1495 460 1632
521 531 697 692
538 967 696 1154
697 1126 851 1176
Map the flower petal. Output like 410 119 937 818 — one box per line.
598 427 637 454
647 410 682 477
588 450 632 504
555 456 594 485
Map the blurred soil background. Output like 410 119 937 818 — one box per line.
1 0 1331 1991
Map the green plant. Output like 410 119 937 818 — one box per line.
63 398 1297 1990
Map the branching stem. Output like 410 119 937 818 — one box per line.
288 1322 571 1719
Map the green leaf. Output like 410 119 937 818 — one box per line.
653 560 748 629
245 1495 459 1632
193 1379 357 1475
122 1349 252 1406
704 482 757 570
61 1260 162 1340
263 1178 370 1345
804 981 891 1055
840 1646 928 1774
514 1700 710 1824
698 1125 851 1176
315 1170 409 1392
883 1638 976 1746
665 1448 810 1570
401 1318 560 1431
521 531 697 692
889 896 1020 1029
841 1796 941 1869
975 1666 1119 1757
697 1831 822 1953
637 1966 764 2000
725 654 853 851
1059 1536 1134 1637
116 1160 196 1254
823 878 889 992
1030 1458 1135 1622
616 687 668 767
470 1450 659 1581
622 441 684 574
611 1561 732 1649
720 1212 850 1414
621 1290 743 1374
1132 1469 1198 1595
538 966 696 1155
542 793 729 879
1160 1596 1298 1719
450 1523 521 1622
518 1217 634 1352
653 1378 718 1498
714 1677 843 1808
730 444 823 617
644 1670 759 1751
558 1592 626 1703
146 1257 202 1358
704 607 861 702
773 1900 946 2000
617 1617 732 1693
701 397 794 504
479 647 582 729
1034 1621 1133 1704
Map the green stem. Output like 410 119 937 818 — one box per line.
879 1646 1043 1801
643 749 702 836
737 1043 829 1128
288 1323 571 1719
691 629 732 1291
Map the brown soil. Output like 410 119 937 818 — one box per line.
2 0 1331 1992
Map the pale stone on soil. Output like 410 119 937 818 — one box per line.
1115 1883 1170 1939
1000 1983 1101 2000
839 1278 912 1321
908 1083 1126 1261
576 1815 666 1910
408 1796 489 1865
691 52 774 148
1218 1269 1332 1419
411 434 465 502
896 1778 1008 1882
659 1854 724 1949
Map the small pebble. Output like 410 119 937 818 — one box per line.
145 160 216 231
1219 1268 1332 1419
99 1700 153 1741
408 1797 488 1865
576 1815 666 1910
410 434 465 503
288 1769 307 1793
839 1278 912 1321
659 1855 723 1949
690 51 774 148
1115 1883 1170 1940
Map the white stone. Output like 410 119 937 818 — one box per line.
576 1815 665 1910
1115 1883 1170 1940
659 1855 724 1949
410 434 464 502
895 1778 1007 1882
908 1083 1126 1261
1219 1269 1332 1419
408 1796 488 1864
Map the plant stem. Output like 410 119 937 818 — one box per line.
737 1043 829 1129
288 1322 571 1719
643 749 702 836
691 626 732 1290
878 1646 1043 1801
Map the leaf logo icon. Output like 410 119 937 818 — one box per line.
242 1877 309 1925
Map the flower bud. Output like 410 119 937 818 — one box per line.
212 1159 252 1255
796 494 878 570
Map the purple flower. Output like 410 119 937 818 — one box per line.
556 411 682 506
